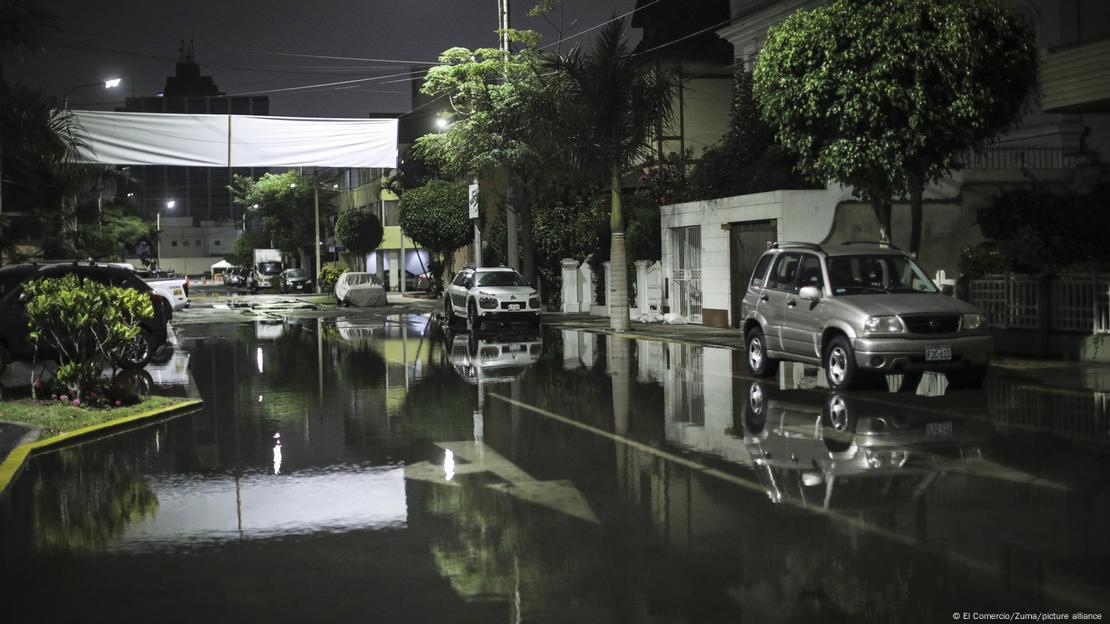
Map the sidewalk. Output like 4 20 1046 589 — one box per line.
542 313 1110 395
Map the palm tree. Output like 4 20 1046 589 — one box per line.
549 21 674 331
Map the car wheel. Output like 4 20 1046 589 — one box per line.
824 335 863 391
745 326 779 378
745 382 768 434
821 393 855 453
116 331 153 370
948 365 988 390
467 300 479 333
444 297 455 325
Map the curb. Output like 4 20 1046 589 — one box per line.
0 398 203 497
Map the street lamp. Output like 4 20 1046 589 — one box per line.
63 77 122 109
157 200 175 270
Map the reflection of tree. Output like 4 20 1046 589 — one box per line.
423 478 589 619
28 445 158 553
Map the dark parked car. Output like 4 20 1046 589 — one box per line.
278 268 313 293
0 262 170 374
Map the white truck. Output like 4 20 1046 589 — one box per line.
252 249 284 290
113 264 189 319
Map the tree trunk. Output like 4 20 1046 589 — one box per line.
870 194 892 244
908 172 924 258
518 180 535 287
609 167 630 331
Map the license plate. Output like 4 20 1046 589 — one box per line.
925 346 952 361
508 304 521 311
926 421 953 437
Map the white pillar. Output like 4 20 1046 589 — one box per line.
389 250 400 291
561 258 580 313
578 262 594 313
634 259 651 314
561 330 580 370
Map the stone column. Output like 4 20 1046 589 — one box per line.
578 262 594 313
634 260 651 313
602 261 612 317
561 258 580 313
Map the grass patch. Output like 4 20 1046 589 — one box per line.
296 294 337 304
0 396 187 438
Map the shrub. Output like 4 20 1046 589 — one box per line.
335 208 384 261
23 275 153 401
398 180 472 292
318 262 348 292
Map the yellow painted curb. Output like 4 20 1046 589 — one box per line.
0 398 203 496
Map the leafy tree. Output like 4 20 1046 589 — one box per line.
753 0 1037 254
334 207 383 270
225 228 269 267
228 170 336 271
548 21 674 330
397 180 472 291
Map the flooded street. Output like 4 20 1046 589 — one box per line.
2 315 1109 623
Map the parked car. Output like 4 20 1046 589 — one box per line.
279 268 313 294
334 272 386 307
444 266 541 332
740 241 992 390
133 268 189 317
741 381 992 509
0 262 170 373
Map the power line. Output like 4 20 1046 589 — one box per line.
540 0 660 51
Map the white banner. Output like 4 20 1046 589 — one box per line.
71 110 398 168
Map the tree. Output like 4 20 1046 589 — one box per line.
753 0 1038 255
228 170 336 270
397 180 472 291
548 21 674 330
334 208 383 270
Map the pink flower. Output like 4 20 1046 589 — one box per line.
72 399 81 407
114 400 122 407
59 395 69 402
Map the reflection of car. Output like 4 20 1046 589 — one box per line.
741 241 992 390
447 331 543 384
224 267 248 288
741 381 991 509
279 268 313 294
444 267 541 332
334 272 386 307
0 263 170 372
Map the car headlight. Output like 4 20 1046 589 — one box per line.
529 296 541 309
479 294 498 309
864 315 904 333
961 313 987 331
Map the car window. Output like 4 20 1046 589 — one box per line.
796 254 824 291
476 271 528 287
286 269 306 278
827 255 937 294
749 254 773 290
451 271 469 287
768 253 801 291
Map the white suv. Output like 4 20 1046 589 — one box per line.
444 267 541 331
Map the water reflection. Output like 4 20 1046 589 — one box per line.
2 319 1110 621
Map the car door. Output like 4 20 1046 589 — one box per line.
780 253 826 359
450 271 471 310
761 253 801 352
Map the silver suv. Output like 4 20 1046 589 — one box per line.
741 242 992 390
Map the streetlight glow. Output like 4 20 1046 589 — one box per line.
435 117 449 130
104 78 122 89
166 200 176 209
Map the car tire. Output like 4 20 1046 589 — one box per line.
824 335 863 391
821 393 855 453
116 331 153 370
745 382 768 434
467 300 479 334
745 326 778 378
444 298 455 325
948 365 988 390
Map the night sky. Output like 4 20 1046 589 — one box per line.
7 0 638 118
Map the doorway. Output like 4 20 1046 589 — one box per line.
729 220 777 328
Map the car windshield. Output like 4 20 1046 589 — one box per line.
286 269 306 278
258 262 282 275
827 254 937 294
476 271 528 287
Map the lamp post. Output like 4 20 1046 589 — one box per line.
157 200 175 270
63 78 122 110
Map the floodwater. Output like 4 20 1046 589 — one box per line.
2 316 1109 623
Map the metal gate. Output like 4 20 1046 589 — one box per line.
671 226 702 323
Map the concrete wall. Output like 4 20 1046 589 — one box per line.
660 187 851 326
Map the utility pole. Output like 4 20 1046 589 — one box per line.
313 169 321 293
499 0 519 271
